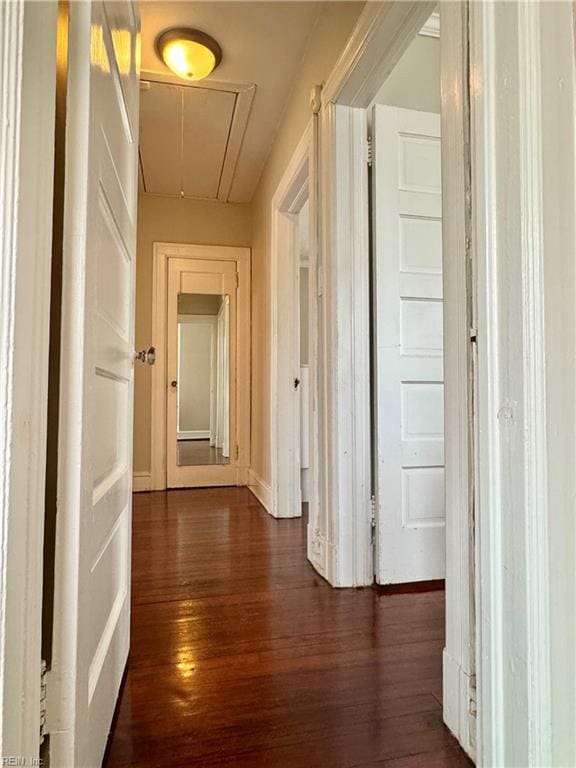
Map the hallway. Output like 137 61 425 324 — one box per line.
104 488 471 767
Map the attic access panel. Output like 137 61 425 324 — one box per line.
139 77 255 202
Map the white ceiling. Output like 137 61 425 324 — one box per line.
139 1 323 203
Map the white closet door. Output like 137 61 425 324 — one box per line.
372 105 445 584
50 2 140 765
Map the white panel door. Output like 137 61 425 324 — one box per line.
372 106 444 584
50 2 140 766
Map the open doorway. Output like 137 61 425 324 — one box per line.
368 32 444 585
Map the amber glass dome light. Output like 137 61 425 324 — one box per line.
155 28 222 81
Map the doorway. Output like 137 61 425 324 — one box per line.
268 128 317 520
368 33 444 585
150 244 251 490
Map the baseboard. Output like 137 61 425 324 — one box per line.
133 471 151 493
247 468 272 514
177 430 210 440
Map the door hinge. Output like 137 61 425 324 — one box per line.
317 265 324 297
236 272 239 288
469 327 477 343
367 137 373 167
235 445 239 461
40 659 48 744
370 495 377 542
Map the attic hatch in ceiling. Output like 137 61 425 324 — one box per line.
138 73 256 203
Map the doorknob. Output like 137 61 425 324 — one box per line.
170 380 178 388
134 346 156 365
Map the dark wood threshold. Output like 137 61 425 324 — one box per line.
375 579 445 595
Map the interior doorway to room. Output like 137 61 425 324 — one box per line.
367 27 445 586
297 200 311 510
269 134 315 521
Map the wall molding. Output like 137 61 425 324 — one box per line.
247 469 272 514
132 471 152 493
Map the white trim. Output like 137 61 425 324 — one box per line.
247 469 272 515
420 10 440 39
151 243 250 490
322 1 436 109
440 2 475 759
270 123 311 519
0 0 57 757
470 2 575 764
177 431 210 441
132 471 151 493
317 103 372 587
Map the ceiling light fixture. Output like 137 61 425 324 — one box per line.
155 28 222 82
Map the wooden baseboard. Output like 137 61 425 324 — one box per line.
375 579 445 595
133 471 151 493
247 469 272 514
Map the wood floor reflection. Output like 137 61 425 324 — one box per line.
104 487 471 768
177 439 229 466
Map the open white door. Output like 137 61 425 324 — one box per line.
49 2 140 765
372 105 444 584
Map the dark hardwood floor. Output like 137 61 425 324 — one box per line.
104 487 471 768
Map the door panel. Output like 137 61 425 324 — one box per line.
50 2 139 766
372 105 444 584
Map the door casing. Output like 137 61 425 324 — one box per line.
268 125 311 519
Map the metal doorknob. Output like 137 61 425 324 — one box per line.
134 346 156 365
170 380 178 388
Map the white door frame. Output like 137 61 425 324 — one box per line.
150 243 250 490
268 124 311 519
0 0 58 758
470 3 576 765
316 0 474 757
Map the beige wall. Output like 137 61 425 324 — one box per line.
133 194 251 472
250 2 364 485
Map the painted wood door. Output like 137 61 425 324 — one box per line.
166 258 238 487
372 105 445 584
49 2 140 765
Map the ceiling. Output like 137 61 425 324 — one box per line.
139 1 323 203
